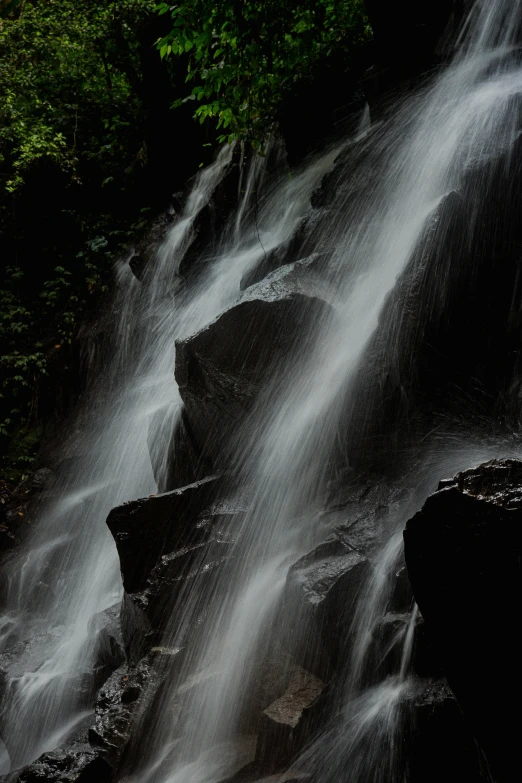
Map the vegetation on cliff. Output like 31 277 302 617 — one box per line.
0 0 370 484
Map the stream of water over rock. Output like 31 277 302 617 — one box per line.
1 0 522 780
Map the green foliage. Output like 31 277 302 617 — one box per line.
0 0 155 193
156 0 371 145
0 0 156 469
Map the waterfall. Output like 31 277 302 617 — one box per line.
1 0 521 780
129 1 522 781
0 143 342 773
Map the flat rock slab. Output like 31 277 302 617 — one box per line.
256 668 324 772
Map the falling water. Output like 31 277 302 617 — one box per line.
128 1 522 781
1 0 521 780
0 141 344 773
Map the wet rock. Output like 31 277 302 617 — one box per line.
148 408 210 493
239 215 321 291
255 668 325 773
128 253 147 282
281 535 370 677
175 262 334 466
88 656 165 771
106 475 223 595
0 745 112 782
106 478 244 661
404 458 522 782
89 604 125 687
0 627 68 702
178 153 244 279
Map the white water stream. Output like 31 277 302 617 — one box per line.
0 141 344 773
1 0 522 780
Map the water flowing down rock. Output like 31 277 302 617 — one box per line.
404 458 522 781
106 476 243 661
2 2 522 780
175 262 334 467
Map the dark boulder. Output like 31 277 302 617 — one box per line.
175 262 334 467
404 458 522 781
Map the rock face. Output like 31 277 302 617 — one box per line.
404 458 522 782
175 262 333 467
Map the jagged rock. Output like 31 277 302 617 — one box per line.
277 481 393 678
281 535 370 677
404 458 522 782
255 668 325 772
175 262 334 466
0 745 112 782
88 656 166 771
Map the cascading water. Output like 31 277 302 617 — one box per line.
1 0 521 781
124 1 522 781
0 142 343 774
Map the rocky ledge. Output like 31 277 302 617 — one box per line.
404 458 522 782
